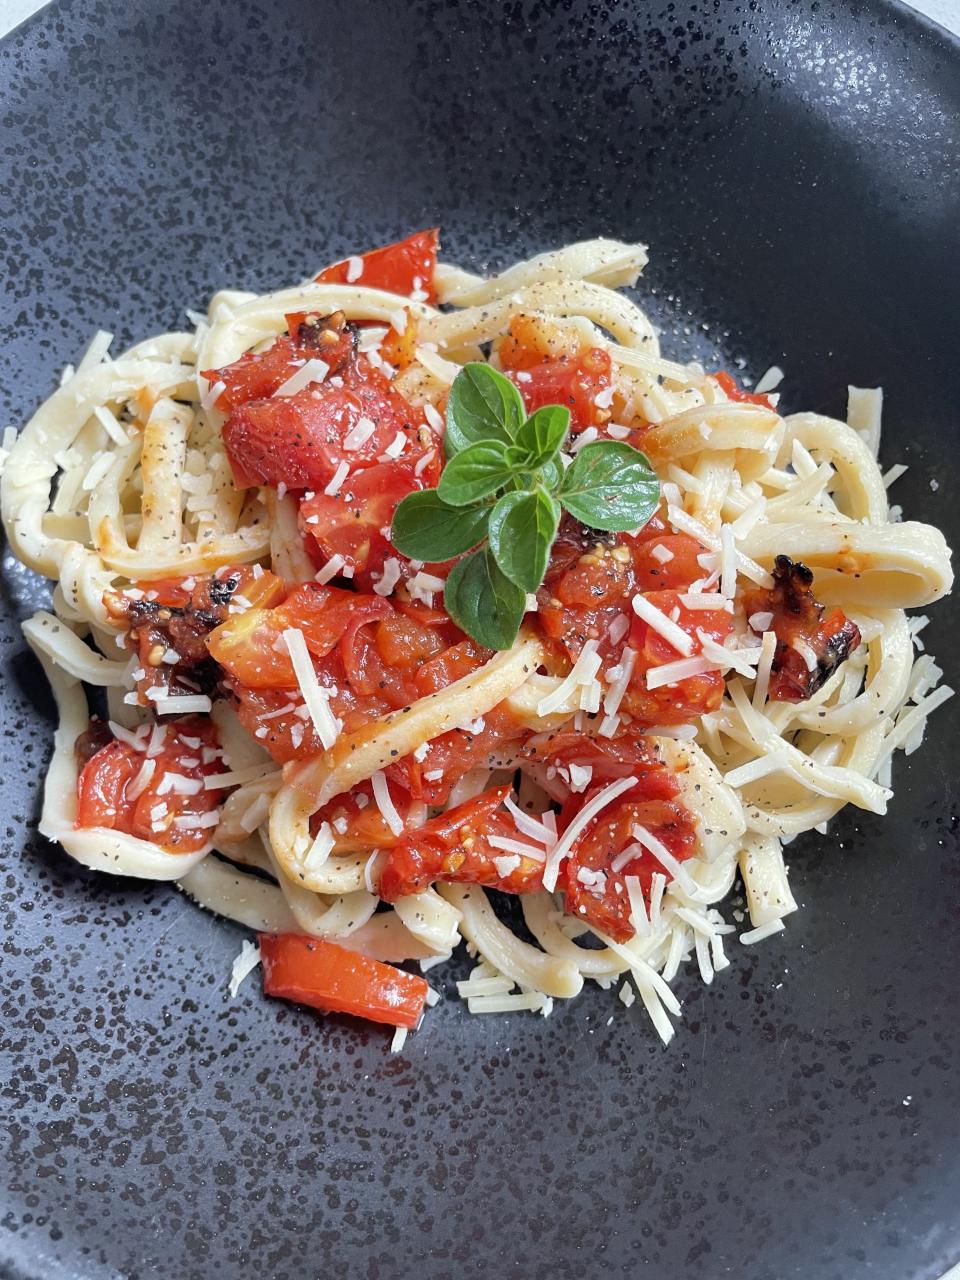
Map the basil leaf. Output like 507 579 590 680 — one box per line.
445 362 526 457
514 404 569 469
390 490 490 560
437 439 517 507
558 441 660 532
443 547 526 650
488 488 560 593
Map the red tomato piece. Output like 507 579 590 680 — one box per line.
626 530 709 591
526 730 679 789
202 313 355 414
497 312 586 369
379 786 544 900
207 583 391 689
507 348 613 433
75 716 224 852
259 932 428 1029
743 556 861 702
712 370 775 409
315 229 440 303
232 684 325 762
338 620 422 710
298 454 440 589
221 356 424 491
561 779 697 942
623 588 734 726
374 612 446 669
311 781 422 852
388 703 529 807
109 567 287 706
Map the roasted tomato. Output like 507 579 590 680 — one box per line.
232 684 326 762
525 729 676 785
743 555 861 701
106 567 286 705
207 583 391 689
712 370 776 409
75 716 224 852
311 781 422 852
623 588 734 726
627 519 710 591
202 311 356 413
507 348 613 433
298 454 440 589
388 704 529 807
379 786 544 900
221 354 425 491
315 229 439 303
560 775 697 942
535 518 710 669
259 933 429 1030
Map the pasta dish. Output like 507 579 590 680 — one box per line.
1 231 953 1048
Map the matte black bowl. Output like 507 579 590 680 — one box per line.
2 2 959 1278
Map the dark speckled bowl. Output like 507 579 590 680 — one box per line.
1 2 959 1278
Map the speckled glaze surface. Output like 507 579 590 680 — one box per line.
1 1 959 1277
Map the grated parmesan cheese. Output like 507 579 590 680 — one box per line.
323 461 351 496
314 552 347 585
740 918 786 945
373 557 403 597
148 693 213 715
631 595 694 656
228 940 261 998
342 416 376 451
282 628 340 749
371 770 404 836
536 639 602 717
274 358 330 397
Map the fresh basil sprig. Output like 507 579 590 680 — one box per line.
391 362 660 649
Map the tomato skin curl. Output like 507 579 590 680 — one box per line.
258 933 428 1029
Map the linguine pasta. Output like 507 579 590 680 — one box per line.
1 231 953 1045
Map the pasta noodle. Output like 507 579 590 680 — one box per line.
2 230 952 1046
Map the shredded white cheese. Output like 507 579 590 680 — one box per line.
371 770 404 837
631 595 694 656
228 940 261 998
323 461 351 496
274 358 330 397
342 416 376 451
282 628 340 749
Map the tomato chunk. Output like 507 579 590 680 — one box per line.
298 455 440 589
712 370 776 409
312 782 421 852
561 779 697 942
105 567 286 706
525 730 677 787
207 583 391 689
743 555 861 701
221 355 423 491
202 312 355 413
507 348 613 432
379 786 544 899
259 933 428 1029
624 589 734 726
75 716 224 852
315 229 439 303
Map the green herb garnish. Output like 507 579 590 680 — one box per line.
391 362 660 649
